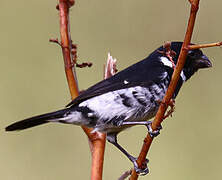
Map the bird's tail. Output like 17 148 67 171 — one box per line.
5 108 68 131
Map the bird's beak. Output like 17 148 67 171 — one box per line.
194 55 212 69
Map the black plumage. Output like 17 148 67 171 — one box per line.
5 42 212 174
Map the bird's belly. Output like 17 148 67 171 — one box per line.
77 84 167 133
92 101 160 133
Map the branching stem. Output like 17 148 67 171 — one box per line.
129 0 200 179
188 42 222 50
57 1 106 180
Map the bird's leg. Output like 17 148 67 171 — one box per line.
107 133 149 175
120 121 162 138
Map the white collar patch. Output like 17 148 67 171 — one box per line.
180 70 186 81
160 56 173 68
160 57 186 82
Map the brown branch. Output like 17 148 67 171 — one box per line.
57 1 106 180
88 53 118 179
58 0 79 98
118 170 132 180
87 130 106 180
129 0 200 179
188 41 222 50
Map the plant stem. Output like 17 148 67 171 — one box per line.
57 1 106 179
188 42 222 50
58 0 79 98
129 0 200 179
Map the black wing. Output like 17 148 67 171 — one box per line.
67 52 168 107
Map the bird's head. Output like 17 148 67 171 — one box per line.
159 41 212 81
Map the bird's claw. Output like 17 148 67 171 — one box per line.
132 158 149 176
147 121 162 138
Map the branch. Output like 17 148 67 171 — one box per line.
87 131 106 180
82 53 119 180
58 0 79 98
88 53 118 179
76 62 93 68
129 0 200 179
188 41 222 50
56 1 106 180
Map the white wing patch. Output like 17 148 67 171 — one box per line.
124 80 129 84
160 57 173 68
79 89 134 121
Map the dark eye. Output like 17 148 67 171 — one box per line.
188 50 203 58
188 51 195 57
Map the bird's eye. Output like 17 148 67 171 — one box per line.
188 51 195 57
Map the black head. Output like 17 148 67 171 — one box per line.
163 42 212 80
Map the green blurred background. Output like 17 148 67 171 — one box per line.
0 0 221 179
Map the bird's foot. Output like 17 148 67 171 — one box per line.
131 157 149 176
117 120 162 138
146 121 162 138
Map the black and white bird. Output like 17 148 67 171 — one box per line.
6 42 212 174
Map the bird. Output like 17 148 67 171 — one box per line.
5 41 212 174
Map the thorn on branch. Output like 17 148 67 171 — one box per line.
71 49 77 62
76 62 93 68
70 42 77 63
68 42 92 69
56 0 75 10
49 38 61 46
158 41 176 69
163 99 175 119
71 43 77 49
188 0 199 12
68 0 75 7
188 0 194 4
71 48 77 55
118 170 132 180
157 99 175 120
56 4 59 10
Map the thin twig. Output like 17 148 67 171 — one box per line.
188 41 222 50
49 38 62 46
129 0 200 179
76 62 93 68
